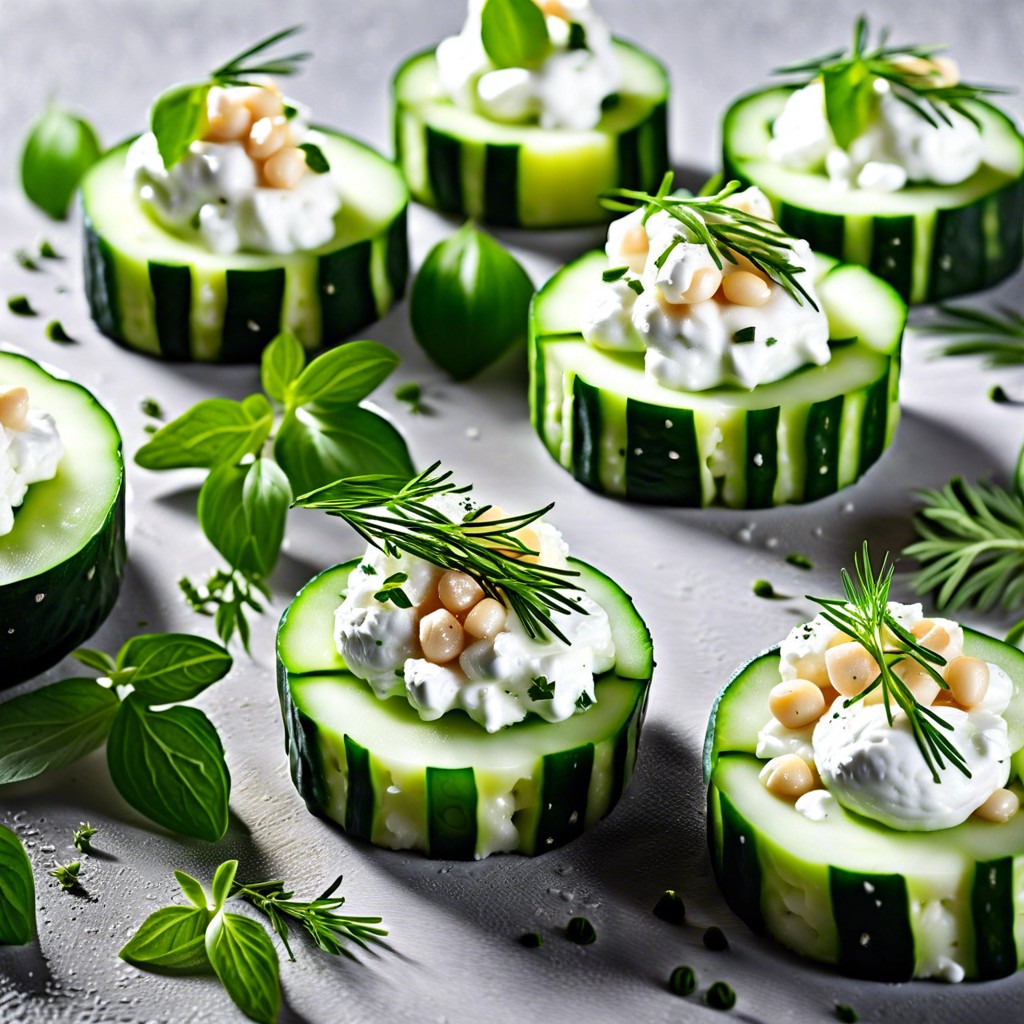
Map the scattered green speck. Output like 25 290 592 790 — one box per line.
668 965 696 996
8 295 36 316
785 553 813 570
46 320 75 343
705 981 736 1011
565 916 596 945
753 579 785 599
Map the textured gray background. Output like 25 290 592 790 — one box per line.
1 1 1024 1022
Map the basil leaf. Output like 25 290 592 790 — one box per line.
823 61 875 150
107 696 230 842
298 142 330 174
0 823 35 946
275 405 414 498
19 105 101 219
481 0 551 70
198 458 292 578
116 633 232 705
175 869 210 910
119 905 213 974
288 340 400 412
151 82 211 169
260 330 306 403
135 397 273 470
206 911 281 1024
411 222 534 380
210 860 238 913
0 678 120 784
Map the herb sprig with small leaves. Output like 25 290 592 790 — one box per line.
926 304 1024 367
774 17 1006 150
600 175 817 309
294 463 586 643
809 543 968 783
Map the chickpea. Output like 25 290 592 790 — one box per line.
419 609 465 664
975 788 1019 823
893 658 941 707
0 386 29 431
945 656 990 708
246 116 288 161
768 679 826 730
759 754 816 799
438 571 484 614
464 598 508 640
825 641 880 698
262 145 307 189
675 267 723 305
722 270 772 307
619 223 649 273
204 97 252 143
239 84 284 121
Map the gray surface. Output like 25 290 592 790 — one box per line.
1 1 1023 1022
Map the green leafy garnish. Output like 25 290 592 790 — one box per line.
298 142 330 173
374 572 412 608
394 382 424 414
480 0 551 70
528 675 555 701
602 266 629 282
809 543 968 783
14 249 40 272
565 916 596 944
295 463 585 644
49 860 81 892
135 330 411 648
19 105 102 218
150 26 310 168
0 824 35 945
926 303 1024 367
774 17 1007 150
7 295 36 317
753 579 785 599
785 553 814 570
72 823 98 853
601 176 818 309
0 631 233 841
45 320 75 343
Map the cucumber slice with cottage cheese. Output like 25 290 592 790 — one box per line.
277 558 652 859
392 41 669 228
704 630 1024 982
80 130 409 363
529 249 905 508
722 89 1024 304
0 352 125 686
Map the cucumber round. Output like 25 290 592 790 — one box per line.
721 88 1024 304
80 130 409 364
276 557 653 859
0 352 125 686
392 41 669 228
705 630 1024 982
529 250 906 508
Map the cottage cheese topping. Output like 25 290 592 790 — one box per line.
436 0 620 131
582 189 831 390
126 85 342 255
334 513 615 732
0 387 63 537
769 77 984 193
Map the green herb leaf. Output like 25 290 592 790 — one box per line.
411 222 534 380
72 823 98 853
260 329 306 403
205 910 281 1024
45 319 75 343
135 396 273 470
0 824 35 945
373 572 412 608
119 905 214 974
0 678 120 784
48 860 81 892
835 1004 859 1024
150 82 211 169
733 326 756 344
602 266 629 282
298 142 330 173
73 647 117 673
574 691 594 711
565 916 596 944
288 340 400 412
753 579 785 599
39 240 61 259
116 633 233 704
20 104 102 218
626 278 645 296
480 0 551 70
211 860 238 913
394 381 423 413
14 249 40 272
107 695 230 842
175 870 211 910
7 295 35 317
822 60 876 149
275 404 413 497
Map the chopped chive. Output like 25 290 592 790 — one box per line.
654 236 682 270
518 931 543 948
574 691 593 711
705 981 736 1011
600 91 621 112
46 320 75 343
8 295 36 316
140 397 164 419
602 265 629 282
528 675 555 701
834 1005 858 1024
14 249 40 272
733 326 756 344
565 916 596 945
395 381 423 413
703 926 729 951
765 336 778 347
753 579 785 599
652 889 686 924
39 240 62 259
282 103 299 120
626 278 644 296
567 21 588 50
668 965 696 997
785 553 813 570
299 142 330 174
990 385 1024 405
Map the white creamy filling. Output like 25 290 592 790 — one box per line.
768 78 984 193
582 192 831 390
436 0 620 131
0 408 63 537
125 113 343 255
333 519 615 733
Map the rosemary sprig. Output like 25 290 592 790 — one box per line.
210 26 310 84
775 16 1007 145
600 175 818 309
926 304 1024 367
294 462 586 644
809 543 969 783
231 876 387 961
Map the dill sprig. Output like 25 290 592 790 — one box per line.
809 543 969 783
210 26 310 87
925 304 1024 367
231 876 386 962
600 175 818 309
294 462 586 644
775 16 1007 145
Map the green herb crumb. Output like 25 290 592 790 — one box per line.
753 579 785 599
14 249 40 272
46 320 75 343
140 397 164 419
785 553 813 570
39 240 61 260
49 860 82 892
703 926 729 951
72 823 98 853
652 889 686 924
394 382 423 413
518 931 543 948
835 1005 858 1024
732 326 755 344
8 295 36 317
668 965 696 997
565 916 596 945
705 981 736 1011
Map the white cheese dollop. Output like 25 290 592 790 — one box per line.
333 517 615 733
582 191 831 390
768 77 984 193
0 406 62 537
436 0 620 131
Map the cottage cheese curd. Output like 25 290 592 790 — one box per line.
0 386 62 537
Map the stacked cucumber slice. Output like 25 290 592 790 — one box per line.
393 41 669 228
0 352 125 686
704 630 1024 981
80 131 409 363
277 558 652 858
530 250 906 507
722 90 1024 303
